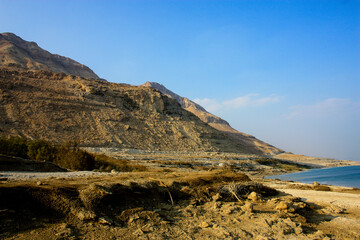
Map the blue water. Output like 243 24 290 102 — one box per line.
267 165 360 188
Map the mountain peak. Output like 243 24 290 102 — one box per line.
0 32 99 79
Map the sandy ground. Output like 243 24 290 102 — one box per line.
279 189 360 209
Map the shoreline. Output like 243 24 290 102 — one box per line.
264 165 360 189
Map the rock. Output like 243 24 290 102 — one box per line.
276 201 289 212
241 202 254 213
98 216 112 225
36 181 42 186
247 191 261 202
77 210 96 221
213 201 222 210
212 193 222 201
221 204 241 215
271 218 298 235
313 230 329 239
110 169 118 174
313 181 320 186
276 201 295 213
55 223 74 238
199 221 210 228
293 201 308 210
295 226 303 234
255 236 271 240
327 205 346 214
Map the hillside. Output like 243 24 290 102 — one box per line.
0 68 267 154
142 82 283 155
0 32 283 155
0 32 99 79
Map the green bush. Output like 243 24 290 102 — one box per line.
27 139 56 162
54 141 95 171
0 136 28 158
0 136 147 172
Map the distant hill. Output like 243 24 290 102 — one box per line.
0 32 99 79
142 82 284 155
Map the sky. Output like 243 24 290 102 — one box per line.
1 0 359 161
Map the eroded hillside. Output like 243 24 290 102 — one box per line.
142 82 283 155
0 68 266 154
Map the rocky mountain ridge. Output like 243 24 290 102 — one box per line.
142 82 283 155
0 33 281 155
0 68 267 154
0 32 99 79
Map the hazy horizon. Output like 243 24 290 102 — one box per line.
1 0 359 161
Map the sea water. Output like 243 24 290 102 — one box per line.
267 165 360 188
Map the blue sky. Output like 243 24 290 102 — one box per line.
1 0 359 161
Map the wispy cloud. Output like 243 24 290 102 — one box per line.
193 94 281 112
284 98 360 119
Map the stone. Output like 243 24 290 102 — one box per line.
276 201 295 213
328 205 346 214
77 210 96 221
199 221 210 228
212 193 222 201
247 191 261 202
98 216 112 225
241 202 254 213
313 181 320 186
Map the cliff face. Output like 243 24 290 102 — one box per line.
0 68 263 154
0 33 99 79
142 82 284 155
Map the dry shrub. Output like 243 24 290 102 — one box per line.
79 184 112 211
313 185 331 191
218 182 278 201
184 170 251 187
94 154 147 172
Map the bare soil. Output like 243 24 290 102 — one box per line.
1 169 359 240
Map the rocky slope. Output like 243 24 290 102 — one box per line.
0 68 265 154
0 33 281 155
142 82 283 155
0 32 99 79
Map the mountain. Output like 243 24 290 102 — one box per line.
0 68 267 154
142 82 283 155
0 33 282 155
0 32 99 79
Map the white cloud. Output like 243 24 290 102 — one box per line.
192 98 222 112
284 98 360 119
193 94 281 112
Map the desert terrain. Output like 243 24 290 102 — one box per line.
1 150 360 240
1 32 359 239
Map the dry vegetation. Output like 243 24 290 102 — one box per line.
0 136 147 172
